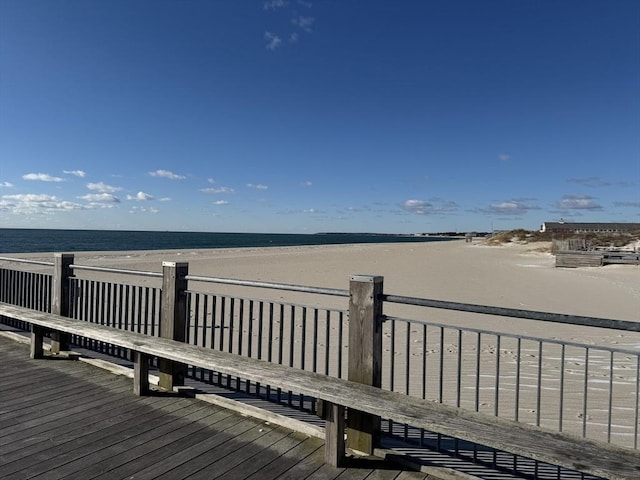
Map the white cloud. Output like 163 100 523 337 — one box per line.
207 178 216 184
200 187 234 194
23 173 64 182
2 193 84 213
289 32 299 43
477 199 539 216
213 200 229 205
499 154 511 162
401 199 432 215
555 195 602 210
0 181 13 188
247 183 268 190
87 182 121 193
159 197 171 202
129 206 159 214
301 180 313 187
264 0 287 9
78 193 120 204
493 201 521 211
265 32 282 50
291 16 315 32
401 199 460 216
277 207 324 215
64 170 86 177
127 191 154 201
488 201 529 214
148 169 186 180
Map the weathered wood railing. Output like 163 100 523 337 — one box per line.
2 253 640 478
1 301 639 479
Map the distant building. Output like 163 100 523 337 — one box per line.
540 222 640 234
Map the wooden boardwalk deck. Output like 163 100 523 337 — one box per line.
0 336 432 480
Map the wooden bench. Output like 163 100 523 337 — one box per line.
1 302 639 480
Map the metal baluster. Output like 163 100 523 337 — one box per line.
582 347 590 437
515 337 521 422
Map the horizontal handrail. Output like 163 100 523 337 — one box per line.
0 256 55 267
185 274 350 297
70 264 163 278
383 314 640 356
383 294 640 332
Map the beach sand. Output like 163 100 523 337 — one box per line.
7 238 639 336
54 238 638 316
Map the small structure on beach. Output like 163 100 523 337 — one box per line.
555 248 640 267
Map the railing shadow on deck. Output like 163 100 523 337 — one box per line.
1 253 639 480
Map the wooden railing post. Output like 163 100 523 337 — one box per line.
324 401 346 467
133 351 150 396
158 261 188 390
347 274 384 455
50 253 74 353
30 325 45 359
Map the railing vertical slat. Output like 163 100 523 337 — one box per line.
583 348 590 437
495 334 501 417
515 337 521 422
559 344 565 432
537 341 543 426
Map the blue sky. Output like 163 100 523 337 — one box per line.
1 0 638 233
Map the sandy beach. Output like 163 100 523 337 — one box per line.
38 238 637 315
8 237 638 347
7 238 639 327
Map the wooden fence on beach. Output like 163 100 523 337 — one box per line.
552 238 640 267
556 250 640 267
1 253 640 479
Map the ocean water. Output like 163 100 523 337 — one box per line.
0 228 454 254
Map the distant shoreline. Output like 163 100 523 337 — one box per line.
0 228 457 255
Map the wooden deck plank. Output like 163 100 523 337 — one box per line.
56 409 241 480
0 379 151 428
0 395 182 462
0 361 81 389
35 408 242 480
85 416 260 480
244 434 336 480
0 335 426 480
271 443 327 480
1 398 196 479
0 388 150 448
213 432 319 480
395 472 432 480
0 374 131 422
4 395 199 478
0 386 149 442
142 422 290 480
0 373 128 411
134 423 293 480
305 463 369 480
175 426 296 480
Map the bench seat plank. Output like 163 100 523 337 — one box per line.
1 302 638 480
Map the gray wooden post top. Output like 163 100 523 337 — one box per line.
350 275 383 283
162 261 188 268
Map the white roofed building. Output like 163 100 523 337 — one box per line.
540 222 640 234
